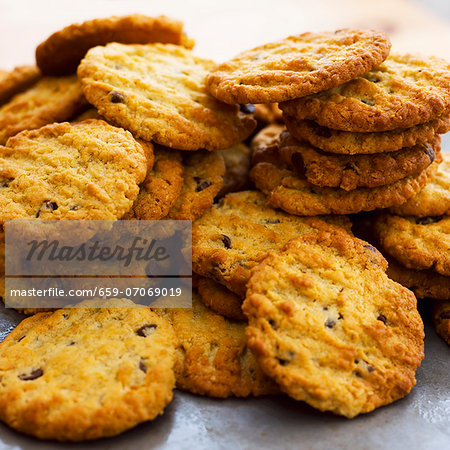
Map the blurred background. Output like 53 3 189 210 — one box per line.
1 0 450 69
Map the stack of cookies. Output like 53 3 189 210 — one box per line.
0 15 448 441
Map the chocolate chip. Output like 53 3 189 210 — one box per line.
344 163 359 174
1 179 11 188
354 371 362 378
36 200 58 217
323 306 328 311
423 143 435 162
364 244 377 253
194 177 212 192
277 358 289 366
439 310 450 320
354 359 359 364
360 99 375 106
377 314 387 324
268 319 276 328
110 91 126 103
70 205 80 211
136 324 157 337
239 104 255 114
366 76 381 83
367 365 375 373
338 313 343 320
325 319 335 328
17 335 26 342
139 360 147 373
265 219 281 224
222 234 231 249
68 341 76 346
416 216 443 225
18 368 43 381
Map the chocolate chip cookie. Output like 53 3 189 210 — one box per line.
244 231 424 418
206 29 390 104
283 115 450 155
156 293 278 398
192 190 352 296
0 75 88 145
36 14 194 75
280 54 450 132
0 120 148 222
0 299 176 440
373 214 450 276
78 43 255 150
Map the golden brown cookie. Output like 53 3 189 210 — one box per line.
389 153 450 217
36 15 194 76
0 66 41 106
124 146 184 220
0 299 176 441
0 75 88 145
280 54 450 132
197 277 245 321
206 29 390 104
78 43 255 150
0 120 148 222
165 150 225 220
217 143 251 197
373 214 450 276
251 155 440 216
156 293 278 398
386 257 450 300
283 115 450 155
244 231 424 418
192 190 352 296
432 301 450 345
278 131 440 191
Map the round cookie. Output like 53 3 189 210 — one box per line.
78 43 256 150
386 257 450 300
156 293 278 398
197 277 245 321
206 29 390 104
192 190 352 296
283 115 450 155
432 301 450 346
373 214 450 276
244 231 424 418
389 153 450 217
0 120 148 222
217 142 251 197
36 14 194 76
0 75 88 145
165 150 225 220
124 147 184 220
278 131 440 191
0 299 176 441
0 65 41 106
280 54 450 132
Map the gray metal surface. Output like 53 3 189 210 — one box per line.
0 304 449 450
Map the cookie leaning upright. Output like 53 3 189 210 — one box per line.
0 120 149 222
78 43 256 150
0 299 176 441
36 14 194 76
244 231 424 418
206 29 391 104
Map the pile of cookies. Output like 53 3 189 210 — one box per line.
0 14 448 442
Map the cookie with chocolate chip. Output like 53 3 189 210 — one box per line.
280 54 450 132
373 214 450 276
283 115 450 155
36 14 194 76
197 277 245 321
250 134 440 215
0 298 176 441
0 75 88 145
389 153 450 217
432 301 450 345
244 231 424 418
206 29 390 104
156 293 278 398
165 150 225 220
0 120 148 223
124 146 184 220
78 43 255 150
386 257 450 300
192 190 352 296
278 131 440 191
0 65 41 106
